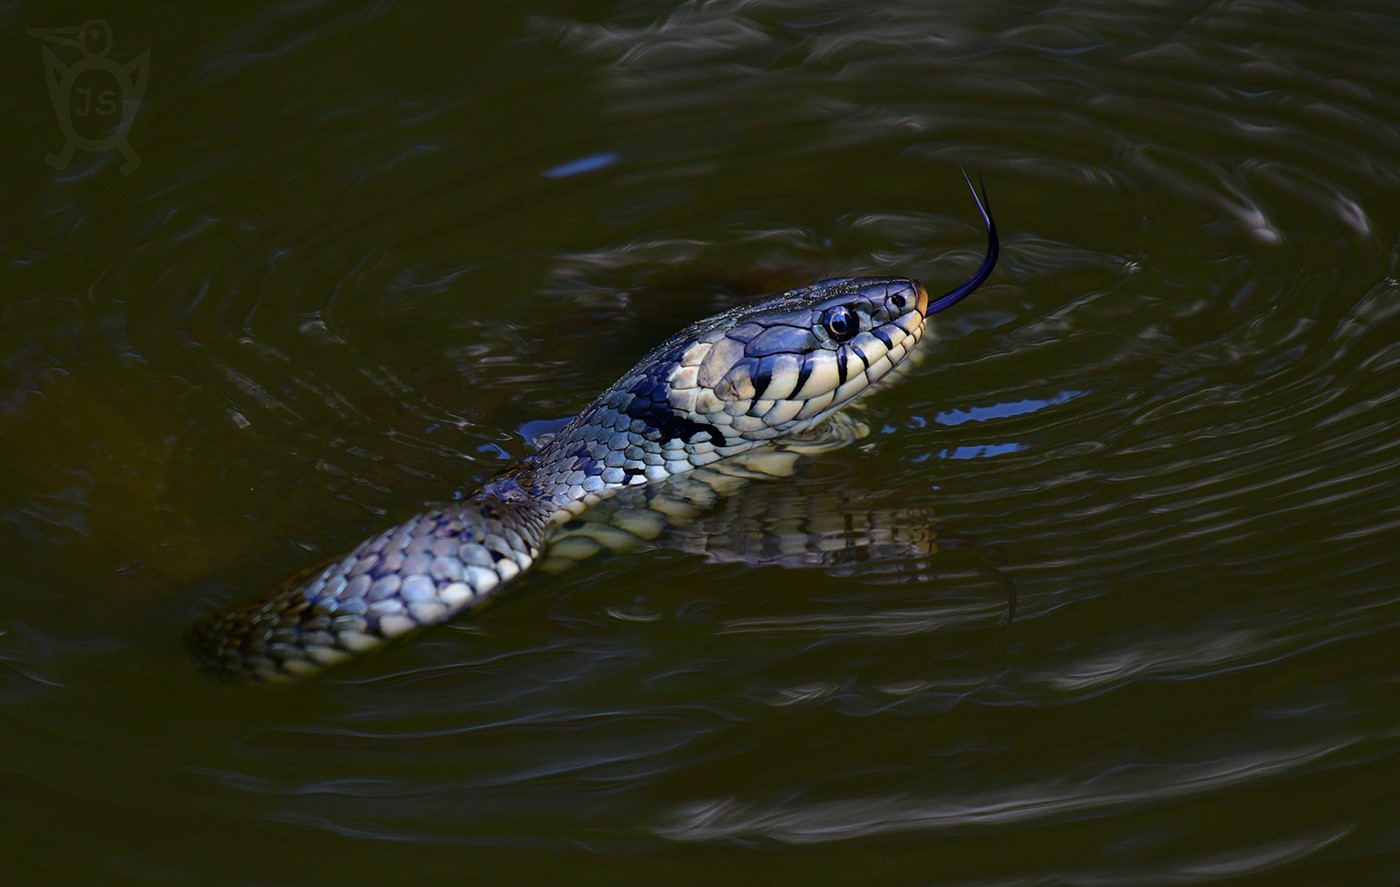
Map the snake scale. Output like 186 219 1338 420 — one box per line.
189 178 998 682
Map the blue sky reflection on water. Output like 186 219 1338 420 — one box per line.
899 390 1085 462
936 390 1085 427
939 441 1024 460
541 152 622 179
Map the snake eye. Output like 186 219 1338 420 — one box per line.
821 305 859 343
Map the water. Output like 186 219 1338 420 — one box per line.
4 1 1400 882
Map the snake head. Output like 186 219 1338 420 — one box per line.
667 276 933 444
559 176 997 484
656 176 997 452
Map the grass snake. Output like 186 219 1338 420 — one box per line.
190 177 998 682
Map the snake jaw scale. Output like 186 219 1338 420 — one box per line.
697 336 746 388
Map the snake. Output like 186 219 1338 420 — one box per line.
189 177 998 682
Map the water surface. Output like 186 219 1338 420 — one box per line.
4 1 1400 883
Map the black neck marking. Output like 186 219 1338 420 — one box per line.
625 400 727 449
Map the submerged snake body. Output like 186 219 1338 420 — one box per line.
192 184 998 681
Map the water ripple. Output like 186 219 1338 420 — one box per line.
656 739 1357 843
5 0 1400 880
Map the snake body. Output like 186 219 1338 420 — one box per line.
190 180 997 681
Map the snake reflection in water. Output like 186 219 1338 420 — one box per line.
189 176 1000 682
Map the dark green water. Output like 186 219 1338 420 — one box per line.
5 2 1400 883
